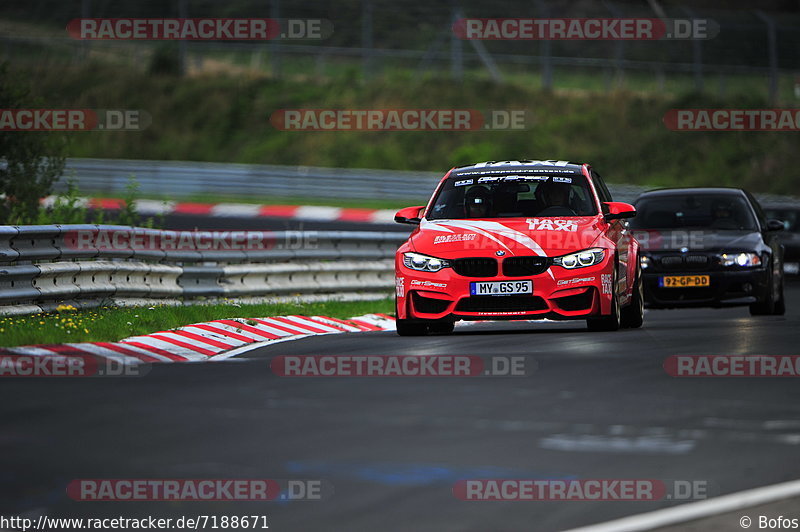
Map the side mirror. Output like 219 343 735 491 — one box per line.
394 206 425 225
603 202 637 222
766 219 785 232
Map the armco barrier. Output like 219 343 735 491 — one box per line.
58 158 800 207
179 265 226 298
0 226 20 263
219 261 394 297
0 265 41 304
0 224 405 315
14 225 62 262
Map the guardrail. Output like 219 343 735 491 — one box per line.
58 158 800 207
0 225 405 315
56 158 665 204
60 158 442 202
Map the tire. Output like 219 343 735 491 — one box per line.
620 264 644 329
428 321 455 334
395 319 429 336
750 262 777 316
749 295 773 315
587 269 621 332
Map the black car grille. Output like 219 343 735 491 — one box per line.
455 296 548 313
659 254 711 271
502 256 550 277
411 292 451 314
453 258 498 277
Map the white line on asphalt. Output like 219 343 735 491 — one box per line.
564 478 800 532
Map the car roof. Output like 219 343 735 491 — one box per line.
451 160 585 177
636 187 747 198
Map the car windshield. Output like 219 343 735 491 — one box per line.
426 173 598 220
630 193 758 231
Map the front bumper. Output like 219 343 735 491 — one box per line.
395 254 616 321
642 268 769 308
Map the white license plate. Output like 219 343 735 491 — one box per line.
470 280 532 296
786 262 799 275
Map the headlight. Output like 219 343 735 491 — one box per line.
553 248 605 269
640 255 651 269
403 252 451 272
719 252 762 267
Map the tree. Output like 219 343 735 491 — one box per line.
0 63 66 224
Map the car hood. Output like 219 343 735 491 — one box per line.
634 229 764 253
411 217 605 258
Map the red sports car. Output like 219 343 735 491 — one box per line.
393 160 643 335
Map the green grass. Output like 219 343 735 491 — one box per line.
8 59 800 198
0 298 395 348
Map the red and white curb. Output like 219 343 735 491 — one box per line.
42 196 398 224
0 314 396 365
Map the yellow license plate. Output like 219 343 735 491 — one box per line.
659 275 710 288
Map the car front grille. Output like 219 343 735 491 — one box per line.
453 258 498 277
455 296 548 313
660 256 684 268
659 254 711 271
502 256 550 277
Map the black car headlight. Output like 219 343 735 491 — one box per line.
403 252 451 272
719 252 762 268
552 248 605 269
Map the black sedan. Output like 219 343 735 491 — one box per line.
630 187 785 315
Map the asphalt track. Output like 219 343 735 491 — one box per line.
1 286 798 532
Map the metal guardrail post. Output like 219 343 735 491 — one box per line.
755 10 779 104
683 6 704 92
451 6 463 82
